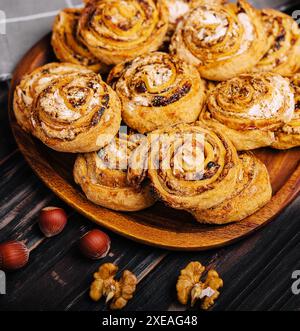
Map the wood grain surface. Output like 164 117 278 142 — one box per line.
7 34 300 250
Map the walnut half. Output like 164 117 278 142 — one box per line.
90 263 118 302
89 263 137 310
176 262 223 310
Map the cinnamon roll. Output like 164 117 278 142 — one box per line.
107 52 205 133
200 73 295 150
78 0 169 65
131 123 241 212
170 0 267 81
30 71 121 153
74 133 156 211
51 8 108 73
273 74 300 149
192 153 272 224
254 9 300 77
13 63 92 132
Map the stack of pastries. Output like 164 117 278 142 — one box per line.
13 0 300 225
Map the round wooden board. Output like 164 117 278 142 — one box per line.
8 34 300 251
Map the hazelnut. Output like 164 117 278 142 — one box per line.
0 241 29 271
39 206 67 237
79 229 111 260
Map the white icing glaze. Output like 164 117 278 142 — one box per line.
142 64 172 87
18 88 32 107
197 11 228 43
248 76 294 121
218 13 254 60
133 95 150 106
39 75 104 126
167 0 190 24
39 89 81 121
235 13 254 56
36 76 56 93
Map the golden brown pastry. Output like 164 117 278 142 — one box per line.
170 0 267 81
78 0 169 65
107 52 205 133
200 72 295 150
166 0 226 37
204 80 219 100
254 9 300 77
192 153 272 224
273 74 300 149
13 62 92 132
30 71 121 153
74 133 156 211
51 8 108 73
129 123 241 212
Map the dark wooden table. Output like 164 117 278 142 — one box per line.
0 80 300 311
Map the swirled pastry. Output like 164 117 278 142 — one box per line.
51 8 108 73
166 0 226 37
170 0 267 81
254 9 300 76
74 133 156 211
30 71 121 153
129 123 241 212
107 52 205 133
192 153 272 224
273 74 300 149
13 63 92 132
200 73 295 150
78 0 169 65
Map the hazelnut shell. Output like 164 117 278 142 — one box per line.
0 241 29 271
79 229 111 260
39 206 67 237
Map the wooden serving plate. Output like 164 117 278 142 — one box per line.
8 34 300 251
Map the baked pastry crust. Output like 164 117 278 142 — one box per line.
254 9 300 77
170 0 267 81
51 8 108 73
107 52 205 133
131 123 241 212
78 0 169 65
200 73 295 150
273 73 300 149
13 62 92 132
192 153 272 224
30 71 121 153
74 133 156 211
166 0 226 37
